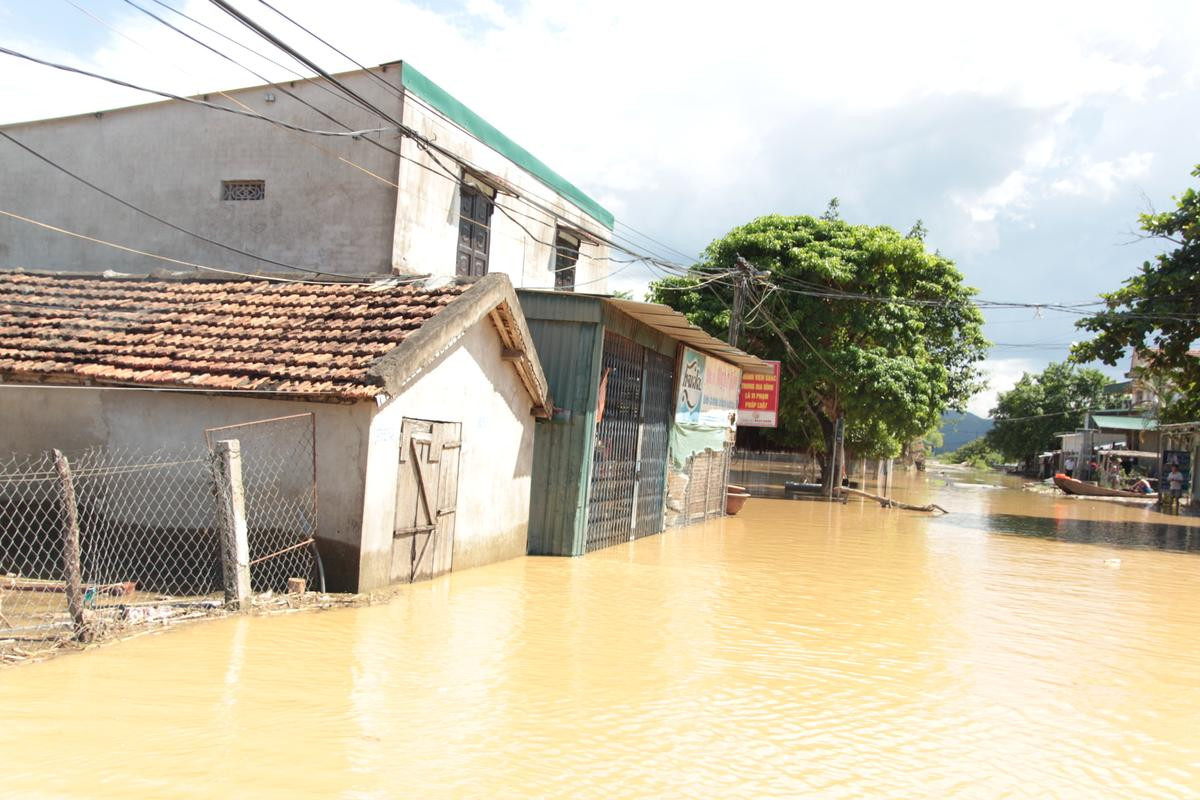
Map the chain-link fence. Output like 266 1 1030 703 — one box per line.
0 415 320 661
205 414 320 595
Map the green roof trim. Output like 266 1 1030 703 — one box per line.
1090 414 1158 431
400 63 614 230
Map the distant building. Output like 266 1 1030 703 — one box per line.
1127 349 1200 411
0 62 612 291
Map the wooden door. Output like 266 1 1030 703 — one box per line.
392 419 462 583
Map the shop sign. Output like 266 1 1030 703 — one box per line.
675 347 741 427
738 361 780 428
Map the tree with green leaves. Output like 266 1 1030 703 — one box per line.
985 362 1109 465
942 437 1004 469
1071 164 1200 422
648 211 987 483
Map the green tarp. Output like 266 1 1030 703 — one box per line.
670 422 728 468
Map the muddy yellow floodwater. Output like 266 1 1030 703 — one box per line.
4 471 1200 798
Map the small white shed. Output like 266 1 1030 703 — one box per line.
0 270 551 592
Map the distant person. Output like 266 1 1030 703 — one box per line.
1166 464 1185 508
1065 456 1076 474
1106 460 1121 488
1131 477 1153 494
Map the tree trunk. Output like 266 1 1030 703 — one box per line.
817 413 836 495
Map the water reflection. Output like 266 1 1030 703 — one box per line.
0 471 1198 798
935 512 1200 551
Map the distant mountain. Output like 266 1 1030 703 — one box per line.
936 411 993 453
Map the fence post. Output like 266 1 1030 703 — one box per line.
52 450 91 643
210 439 251 610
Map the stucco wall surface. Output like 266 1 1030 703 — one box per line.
357 316 536 591
0 71 403 276
0 386 372 589
1 66 612 292
391 97 611 292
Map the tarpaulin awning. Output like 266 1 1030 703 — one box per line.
669 423 727 468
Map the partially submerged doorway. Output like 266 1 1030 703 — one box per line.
392 419 462 583
585 332 674 551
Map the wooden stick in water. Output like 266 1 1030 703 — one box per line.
837 486 948 514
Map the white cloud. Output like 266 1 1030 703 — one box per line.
1051 151 1155 198
465 0 512 27
968 358 1039 418
959 170 1036 223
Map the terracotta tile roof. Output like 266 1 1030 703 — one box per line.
0 273 468 398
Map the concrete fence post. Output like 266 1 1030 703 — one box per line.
210 439 251 610
52 449 92 643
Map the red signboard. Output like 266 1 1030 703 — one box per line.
738 361 780 428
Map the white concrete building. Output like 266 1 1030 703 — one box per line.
0 271 551 592
0 62 612 292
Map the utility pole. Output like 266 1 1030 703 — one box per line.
728 256 751 347
1073 409 1094 481
729 255 769 347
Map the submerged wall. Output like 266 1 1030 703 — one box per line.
0 386 373 590
356 315 538 591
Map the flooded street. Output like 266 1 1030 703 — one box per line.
4 471 1200 798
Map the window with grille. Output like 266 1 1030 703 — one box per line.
221 180 265 201
554 230 580 291
456 179 494 277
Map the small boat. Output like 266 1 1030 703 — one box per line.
784 480 859 494
1052 473 1156 499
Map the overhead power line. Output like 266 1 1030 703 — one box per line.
208 0 700 276
2 26 699 278
0 46 395 139
121 0 382 143
680 265 1200 323
0 207 361 285
143 0 367 114
0 130 363 279
989 409 1092 423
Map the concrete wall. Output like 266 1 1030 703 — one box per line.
391 93 611 292
0 66 612 292
356 316 536 591
0 386 373 590
0 71 404 276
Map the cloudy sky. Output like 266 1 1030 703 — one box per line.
3 0 1198 415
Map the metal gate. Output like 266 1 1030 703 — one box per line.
586 332 674 551
203 413 322 593
634 349 674 539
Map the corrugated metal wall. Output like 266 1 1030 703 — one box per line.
519 290 698 556
524 317 603 556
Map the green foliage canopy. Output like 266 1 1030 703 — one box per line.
942 436 1004 469
985 362 1109 463
648 214 988 463
1071 164 1200 422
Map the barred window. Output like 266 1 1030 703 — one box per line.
554 230 581 291
221 180 265 201
457 176 495 277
